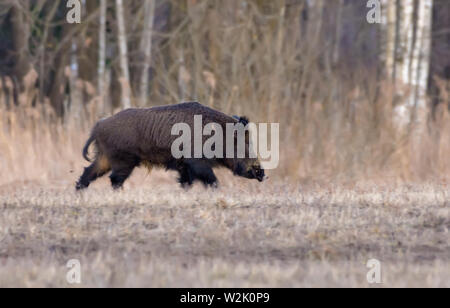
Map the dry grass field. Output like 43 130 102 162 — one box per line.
0 169 448 288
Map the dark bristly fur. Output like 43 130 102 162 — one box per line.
76 102 265 190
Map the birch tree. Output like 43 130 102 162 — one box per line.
382 0 397 80
139 0 155 106
115 0 132 109
382 0 433 125
411 0 433 112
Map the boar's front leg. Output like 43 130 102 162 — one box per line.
177 164 194 188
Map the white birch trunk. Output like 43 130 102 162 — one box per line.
139 0 155 106
412 0 433 110
400 0 415 89
386 0 433 126
381 0 397 79
392 0 414 125
115 0 132 109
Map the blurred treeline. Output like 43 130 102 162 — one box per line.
0 0 450 182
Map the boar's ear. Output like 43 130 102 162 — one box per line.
233 115 249 126
239 116 249 126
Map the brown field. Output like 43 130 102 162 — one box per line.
1 83 449 288
0 169 448 288
1 89 449 288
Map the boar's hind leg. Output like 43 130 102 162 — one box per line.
76 156 111 190
109 155 139 190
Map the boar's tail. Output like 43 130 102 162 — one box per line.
82 135 96 162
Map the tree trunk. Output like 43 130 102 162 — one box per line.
49 23 71 118
115 0 132 109
382 0 397 79
428 0 450 117
395 0 414 93
68 41 82 123
98 0 107 112
383 0 433 125
332 0 344 65
78 0 98 83
411 0 433 111
38 1 59 103
10 1 31 91
139 0 155 106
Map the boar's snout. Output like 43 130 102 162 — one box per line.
234 161 266 182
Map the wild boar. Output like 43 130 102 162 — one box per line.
76 102 265 190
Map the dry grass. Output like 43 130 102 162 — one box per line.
0 171 448 287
